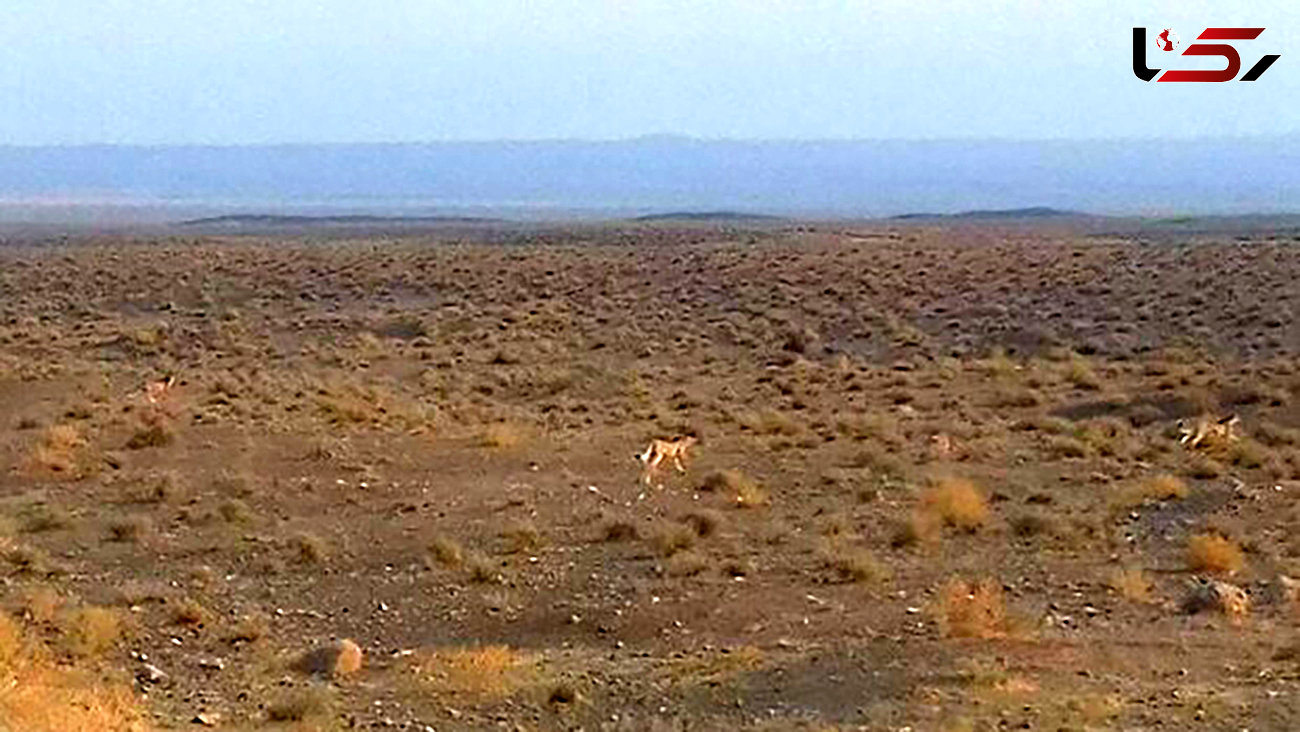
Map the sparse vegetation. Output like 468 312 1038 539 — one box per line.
1187 533 1245 575
919 477 988 532
0 228 1296 728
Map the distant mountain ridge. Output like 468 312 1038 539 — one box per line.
891 206 1088 220
0 137 1297 218
178 213 500 226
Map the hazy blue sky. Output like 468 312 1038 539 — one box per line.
0 0 1295 144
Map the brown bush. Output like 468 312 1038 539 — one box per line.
292 532 329 564
1108 567 1154 603
0 611 148 731
429 534 465 567
416 645 536 700
825 546 889 584
919 477 988 532
61 606 125 658
648 522 697 558
933 578 1009 639
1187 533 1244 575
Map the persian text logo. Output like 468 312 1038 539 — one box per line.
1133 27 1280 82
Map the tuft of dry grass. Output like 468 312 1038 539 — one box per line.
1141 474 1189 501
20 586 63 624
499 520 542 554
61 606 125 658
600 520 639 542
683 510 724 538
171 598 208 626
892 511 942 549
479 422 527 449
648 521 697 558
1187 533 1244 575
825 545 889 584
417 645 537 700
266 686 333 723
933 578 1009 639
106 516 152 544
0 611 148 731
464 550 502 584
428 534 465 567
125 419 174 450
217 498 254 525
919 477 988 532
1108 567 1155 603
665 550 709 577
24 424 93 477
291 532 329 564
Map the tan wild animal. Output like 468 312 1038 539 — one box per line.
637 435 697 485
1177 414 1240 449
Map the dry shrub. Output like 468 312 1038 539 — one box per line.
648 522 697 558
429 534 465 567
479 422 527 449
934 578 1009 639
746 409 802 436
122 470 185 504
25 424 92 477
107 516 151 544
825 546 889 584
418 645 536 699
658 646 764 689
19 504 72 534
919 477 988 532
600 520 639 542
292 532 329 564
892 510 942 549
171 598 208 626
1187 533 1244 575
125 414 174 450
217 498 254 525
1116 474 1189 509
1108 567 1154 603
683 510 723 538
267 686 333 723
1008 513 1057 539
464 551 501 584
61 606 125 658
700 469 768 507
0 612 148 731
665 550 709 577
222 614 268 645
499 520 542 554
20 586 63 624
1141 474 1189 501
1065 358 1101 390
1187 455 1225 480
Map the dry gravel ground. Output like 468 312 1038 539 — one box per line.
3 223 1300 730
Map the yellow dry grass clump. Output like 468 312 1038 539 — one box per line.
25 424 91 477
1187 533 1244 575
0 611 148 731
933 578 1009 639
1108 567 1154 603
417 645 537 700
919 477 988 532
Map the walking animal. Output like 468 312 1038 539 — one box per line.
636 435 698 486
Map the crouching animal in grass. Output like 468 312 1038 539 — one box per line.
636 435 698 486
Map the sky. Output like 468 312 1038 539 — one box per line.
0 0 1295 145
